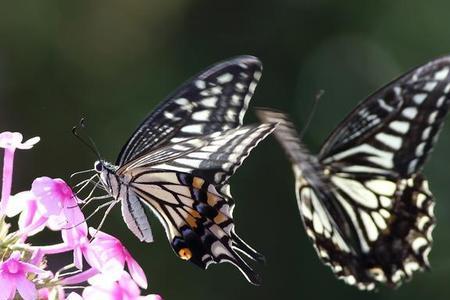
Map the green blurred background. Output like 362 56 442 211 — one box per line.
1 1 450 299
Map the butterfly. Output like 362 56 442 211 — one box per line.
90 56 275 285
256 56 450 290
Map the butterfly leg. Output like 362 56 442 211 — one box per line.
90 198 121 241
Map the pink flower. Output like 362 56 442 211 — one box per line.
7 191 47 237
85 228 147 288
0 131 39 215
38 212 89 270
32 177 74 217
8 177 85 240
61 204 88 269
0 251 46 300
29 177 89 269
0 131 40 150
32 177 80 230
82 272 160 300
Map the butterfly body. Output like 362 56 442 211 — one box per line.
90 56 274 285
257 56 450 290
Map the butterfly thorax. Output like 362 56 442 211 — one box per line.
95 160 122 198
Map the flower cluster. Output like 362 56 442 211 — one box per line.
0 131 162 300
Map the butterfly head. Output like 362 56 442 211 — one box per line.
94 160 117 175
94 160 105 173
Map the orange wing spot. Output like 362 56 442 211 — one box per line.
207 193 220 206
178 248 192 260
214 211 228 224
186 214 198 229
187 208 201 219
192 177 205 190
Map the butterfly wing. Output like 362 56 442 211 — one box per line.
125 170 263 285
310 57 450 288
319 56 450 176
257 56 450 291
257 109 376 288
118 123 276 186
118 124 275 285
117 56 263 166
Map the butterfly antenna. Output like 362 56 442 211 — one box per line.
299 89 324 141
72 118 102 161
70 168 96 178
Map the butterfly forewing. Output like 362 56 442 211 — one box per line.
119 123 276 186
117 56 263 166
320 56 450 177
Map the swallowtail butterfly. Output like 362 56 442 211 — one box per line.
256 56 450 290
91 56 274 285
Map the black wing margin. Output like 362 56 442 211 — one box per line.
117 56 263 166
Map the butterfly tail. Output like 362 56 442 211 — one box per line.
231 229 266 263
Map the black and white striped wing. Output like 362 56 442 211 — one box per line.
319 56 450 176
125 170 264 285
117 56 263 166
119 123 276 186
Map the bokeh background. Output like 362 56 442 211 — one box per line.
1 1 450 299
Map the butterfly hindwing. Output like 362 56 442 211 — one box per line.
125 170 263 285
329 173 434 288
117 56 263 166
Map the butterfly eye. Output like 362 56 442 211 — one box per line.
94 161 103 172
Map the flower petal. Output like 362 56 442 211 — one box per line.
117 272 141 297
73 246 84 270
19 136 40 149
6 191 33 217
0 131 22 148
21 261 48 274
141 295 164 300
66 292 84 300
32 177 63 217
46 214 67 231
125 252 148 289
100 260 124 282
16 276 37 300
0 273 15 300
